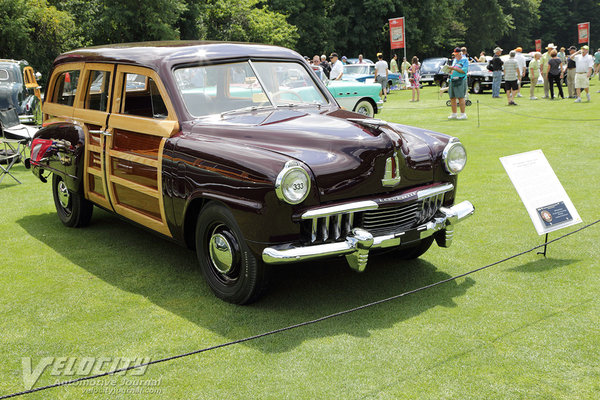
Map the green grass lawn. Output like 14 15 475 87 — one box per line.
1 81 599 399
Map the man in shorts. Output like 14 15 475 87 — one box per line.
374 53 389 101
503 51 520 105
571 45 594 102
448 47 469 119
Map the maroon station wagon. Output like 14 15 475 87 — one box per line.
28 42 474 304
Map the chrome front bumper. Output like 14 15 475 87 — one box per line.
262 200 475 272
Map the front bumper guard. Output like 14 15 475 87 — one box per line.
262 200 475 272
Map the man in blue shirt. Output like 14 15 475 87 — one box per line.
448 47 469 119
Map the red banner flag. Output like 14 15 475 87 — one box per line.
389 17 405 49
535 39 541 52
578 22 589 44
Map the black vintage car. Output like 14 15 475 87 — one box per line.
419 57 450 87
28 42 474 304
0 59 42 125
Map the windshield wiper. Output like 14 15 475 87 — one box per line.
276 102 322 110
220 105 276 118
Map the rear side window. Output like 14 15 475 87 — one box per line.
51 70 80 106
0 70 8 81
121 73 167 119
84 70 111 112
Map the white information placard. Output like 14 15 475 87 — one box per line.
500 150 582 235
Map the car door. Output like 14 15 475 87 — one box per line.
104 65 179 237
73 63 114 211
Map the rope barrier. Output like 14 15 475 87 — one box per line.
1 218 598 399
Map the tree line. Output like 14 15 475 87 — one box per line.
1 0 598 84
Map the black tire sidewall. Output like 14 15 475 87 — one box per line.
52 174 93 227
195 202 266 304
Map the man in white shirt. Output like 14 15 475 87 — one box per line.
513 46 526 98
329 53 344 81
374 53 389 101
571 45 595 102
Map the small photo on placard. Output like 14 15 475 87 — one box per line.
536 201 573 228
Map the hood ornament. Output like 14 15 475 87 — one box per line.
382 152 401 187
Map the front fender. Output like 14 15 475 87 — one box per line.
30 122 85 192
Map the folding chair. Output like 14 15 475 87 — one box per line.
0 125 25 184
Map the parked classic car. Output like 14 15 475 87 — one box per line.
341 64 402 89
0 59 42 124
28 42 474 304
419 57 450 87
345 58 374 65
311 65 383 117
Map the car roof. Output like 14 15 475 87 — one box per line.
53 41 304 71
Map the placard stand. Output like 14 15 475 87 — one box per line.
537 233 549 257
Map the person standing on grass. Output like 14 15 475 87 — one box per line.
401 57 411 89
541 43 556 98
390 54 399 73
374 53 389 101
547 49 565 99
329 53 344 81
571 45 594 102
529 52 542 100
594 48 600 92
503 51 519 105
448 47 469 119
488 47 503 98
409 56 421 102
514 47 526 98
566 46 577 98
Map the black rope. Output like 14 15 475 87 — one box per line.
480 102 600 121
2 219 598 399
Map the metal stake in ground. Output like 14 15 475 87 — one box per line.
537 233 549 257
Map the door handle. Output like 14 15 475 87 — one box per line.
89 129 112 137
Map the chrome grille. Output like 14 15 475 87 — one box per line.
302 187 450 244
360 193 445 235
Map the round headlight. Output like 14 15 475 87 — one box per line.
442 140 467 175
275 162 311 205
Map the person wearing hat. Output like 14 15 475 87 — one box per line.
566 46 578 98
570 45 594 102
341 56 348 65
513 46 526 97
487 47 504 98
541 43 556 98
448 47 469 119
329 53 344 81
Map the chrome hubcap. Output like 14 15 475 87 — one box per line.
209 232 234 274
57 180 70 209
357 106 369 115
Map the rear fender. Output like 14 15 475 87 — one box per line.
29 122 85 192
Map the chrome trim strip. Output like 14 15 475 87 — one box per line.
263 200 475 266
301 200 378 220
416 183 454 200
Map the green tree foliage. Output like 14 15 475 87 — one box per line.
497 0 540 51
0 0 80 82
463 0 511 53
202 0 299 48
537 0 600 48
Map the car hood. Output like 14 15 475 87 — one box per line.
188 109 441 203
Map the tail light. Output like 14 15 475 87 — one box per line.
30 138 54 162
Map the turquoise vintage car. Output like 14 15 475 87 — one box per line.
342 64 402 90
311 65 383 117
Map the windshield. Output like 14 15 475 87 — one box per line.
421 59 445 72
174 61 329 117
469 64 483 72
344 65 373 75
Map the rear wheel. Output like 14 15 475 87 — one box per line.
52 174 93 227
395 236 434 260
354 99 375 117
195 203 268 304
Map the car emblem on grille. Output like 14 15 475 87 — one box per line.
382 152 401 187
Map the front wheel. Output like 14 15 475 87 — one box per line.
354 99 375 117
195 203 268 304
472 81 483 94
52 174 93 227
